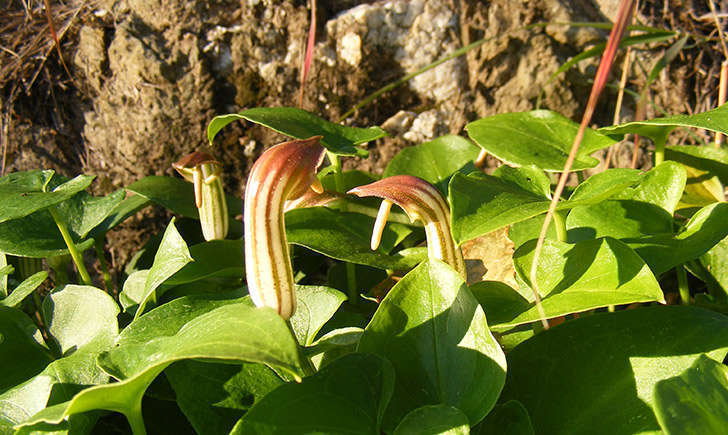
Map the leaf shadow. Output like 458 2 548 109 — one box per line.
361 280 506 431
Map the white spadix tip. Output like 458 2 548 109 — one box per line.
371 199 393 251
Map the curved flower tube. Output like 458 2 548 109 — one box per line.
244 136 326 320
348 175 466 278
173 151 229 241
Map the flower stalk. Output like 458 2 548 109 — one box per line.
243 136 326 320
173 151 229 241
348 175 466 278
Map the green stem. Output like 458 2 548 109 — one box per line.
551 211 568 243
48 207 91 285
95 238 114 294
327 151 358 304
125 403 147 435
677 265 690 305
654 136 666 166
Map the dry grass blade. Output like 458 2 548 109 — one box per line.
0 0 90 99
528 0 635 329
299 0 317 108
42 0 72 80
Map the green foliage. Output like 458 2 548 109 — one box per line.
3 98 728 434
466 110 616 171
208 107 388 157
358 260 506 430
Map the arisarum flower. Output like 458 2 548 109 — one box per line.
348 175 466 278
173 151 229 241
243 136 326 320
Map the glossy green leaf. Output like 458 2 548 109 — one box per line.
500 305 728 434
449 168 642 244
653 354 728 434
358 260 507 430
42 285 120 356
166 239 244 285
54 189 125 238
126 176 240 220
393 405 469 435
231 353 394 434
600 103 728 143
135 219 193 319
465 110 616 171
117 293 244 347
0 271 47 308
0 286 119 430
665 144 728 185
505 238 664 329
289 285 347 346
471 400 534 435
0 209 94 258
166 361 283 435
383 135 479 193
566 163 686 243
208 107 387 157
493 165 551 199
0 307 52 394
0 171 93 224
19 303 302 432
286 207 424 270
570 200 728 276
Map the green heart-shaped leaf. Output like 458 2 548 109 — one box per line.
449 168 642 244
504 237 664 329
208 107 387 157
231 353 394 434
383 135 479 194
134 219 193 319
465 110 616 171
358 260 506 431
500 305 728 434
0 286 118 431
19 303 302 433
289 285 347 346
0 171 93 224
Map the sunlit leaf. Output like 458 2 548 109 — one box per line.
208 107 387 157
358 260 506 431
465 110 616 171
